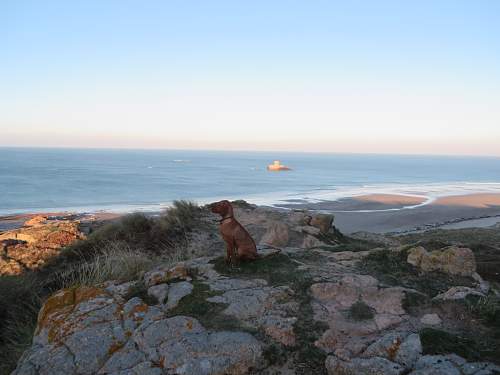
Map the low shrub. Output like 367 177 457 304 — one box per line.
348 301 375 321
0 201 204 374
420 328 496 362
0 274 42 374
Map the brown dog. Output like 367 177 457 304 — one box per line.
210 200 258 264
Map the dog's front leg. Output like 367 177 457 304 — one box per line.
225 238 234 265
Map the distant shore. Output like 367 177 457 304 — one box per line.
2 193 500 234
277 192 500 234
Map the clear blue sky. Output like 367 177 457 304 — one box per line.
1 0 499 155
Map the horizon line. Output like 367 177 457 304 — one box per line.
1 145 499 159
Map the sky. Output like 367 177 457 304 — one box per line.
1 0 499 156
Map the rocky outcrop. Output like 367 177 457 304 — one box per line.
310 214 334 234
13 242 500 374
311 274 408 357
259 221 289 247
13 266 264 375
235 205 339 249
407 245 477 277
0 218 85 275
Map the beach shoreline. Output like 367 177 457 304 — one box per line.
276 192 500 234
2 192 500 234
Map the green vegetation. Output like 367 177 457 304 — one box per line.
0 201 203 375
212 253 304 287
123 280 158 305
420 328 497 362
348 301 375 321
166 280 244 332
464 294 500 328
49 201 203 267
213 253 328 374
0 274 41 375
291 274 329 375
399 227 500 284
402 290 430 314
327 238 379 252
358 249 475 297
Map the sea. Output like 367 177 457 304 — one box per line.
1 147 500 215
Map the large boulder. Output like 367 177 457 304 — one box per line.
311 274 407 356
13 284 263 375
326 355 405 375
407 246 477 277
310 214 334 234
260 221 289 247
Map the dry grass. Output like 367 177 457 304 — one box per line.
52 242 185 289
0 201 205 374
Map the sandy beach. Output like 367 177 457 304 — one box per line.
278 193 500 234
2 193 500 235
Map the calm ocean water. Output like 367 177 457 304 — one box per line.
1 147 500 215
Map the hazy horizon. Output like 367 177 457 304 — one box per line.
2 145 500 159
2 1 499 156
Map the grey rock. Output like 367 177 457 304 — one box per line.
133 316 263 375
462 362 500 375
362 332 422 369
409 355 465 375
302 234 326 249
310 214 334 234
433 286 485 301
260 221 289 247
165 281 194 310
325 355 406 375
420 313 442 326
294 225 321 236
147 283 169 304
207 277 267 292
104 281 136 300
98 341 146 374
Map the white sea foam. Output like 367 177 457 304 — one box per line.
2 182 500 216
242 182 500 212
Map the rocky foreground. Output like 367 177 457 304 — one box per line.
3 203 499 374
12 226 500 373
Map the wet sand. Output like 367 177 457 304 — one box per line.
278 193 500 234
3 193 500 235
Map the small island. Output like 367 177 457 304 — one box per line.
267 160 291 171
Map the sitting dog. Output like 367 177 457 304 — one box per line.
210 200 258 264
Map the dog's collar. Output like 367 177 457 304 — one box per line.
219 216 234 223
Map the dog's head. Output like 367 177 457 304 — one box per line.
209 200 233 216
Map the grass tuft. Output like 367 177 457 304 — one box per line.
166 280 244 331
211 253 302 287
420 328 497 362
348 301 375 321
123 281 158 305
